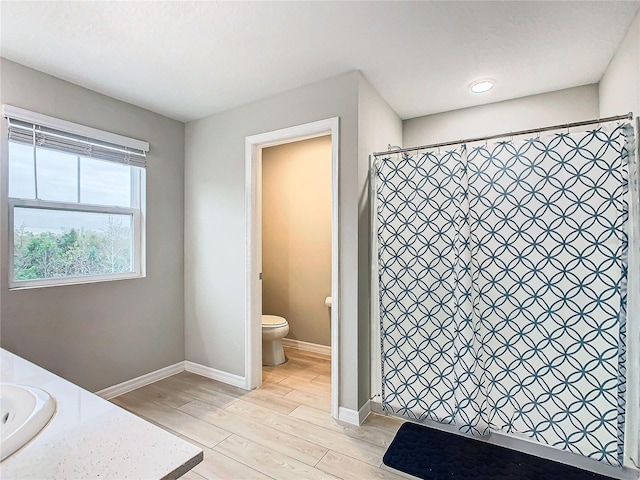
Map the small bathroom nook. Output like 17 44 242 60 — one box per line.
261 135 333 372
244 117 340 415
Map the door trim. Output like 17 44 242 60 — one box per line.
244 117 340 418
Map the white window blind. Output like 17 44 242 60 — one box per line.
3 104 149 168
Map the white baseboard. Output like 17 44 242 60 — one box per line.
359 400 371 424
338 401 371 426
338 407 360 425
95 361 248 400
282 338 331 356
184 361 247 390
95 362 185 400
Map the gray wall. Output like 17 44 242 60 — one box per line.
357 75 403 407
403 84 599 147
599 8 640 469
0 59 186 392
185 71 363 409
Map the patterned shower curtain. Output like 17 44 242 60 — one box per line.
375 123 633 467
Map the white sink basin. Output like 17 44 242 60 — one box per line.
1 383 56 461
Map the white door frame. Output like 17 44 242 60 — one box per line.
245 117 340 418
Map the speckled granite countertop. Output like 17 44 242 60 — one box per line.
1 348 202 479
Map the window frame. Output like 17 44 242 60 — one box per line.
4 106 147 290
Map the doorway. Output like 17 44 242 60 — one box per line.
245 117 340 417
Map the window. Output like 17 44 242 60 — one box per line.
4 105 148 288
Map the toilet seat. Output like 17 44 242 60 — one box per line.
262 315 288 328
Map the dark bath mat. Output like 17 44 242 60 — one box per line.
383 422 617 480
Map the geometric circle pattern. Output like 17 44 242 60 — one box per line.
375 124 632 467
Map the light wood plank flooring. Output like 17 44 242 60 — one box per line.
112 347 407 480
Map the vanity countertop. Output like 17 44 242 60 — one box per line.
0 348 202 479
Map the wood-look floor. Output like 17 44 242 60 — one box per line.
111 347 409 480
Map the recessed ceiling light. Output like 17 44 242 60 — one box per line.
470 79 494 94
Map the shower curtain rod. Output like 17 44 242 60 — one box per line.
372 112 634 157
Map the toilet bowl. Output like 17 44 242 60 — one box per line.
262 315 289 366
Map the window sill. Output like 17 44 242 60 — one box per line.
8 272 145 291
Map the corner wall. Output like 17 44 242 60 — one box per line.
599 8 640 469
357 73 403 407
0 59 186 392
185 70 402 412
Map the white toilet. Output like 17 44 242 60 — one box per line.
262 315 289 366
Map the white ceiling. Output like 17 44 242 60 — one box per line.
1 1 639 123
